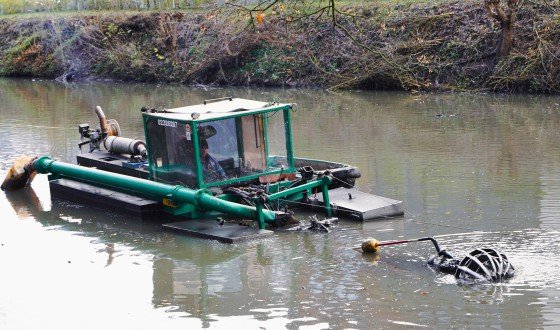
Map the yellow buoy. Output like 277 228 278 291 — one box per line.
361 239 380 253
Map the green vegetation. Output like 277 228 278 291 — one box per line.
0 0 213 15
0 0 453 16
0 30 61 76
0 1 558 94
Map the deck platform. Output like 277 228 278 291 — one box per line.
315 187 404 221
49 178 161 217
163 220 274 243
77 152 149 179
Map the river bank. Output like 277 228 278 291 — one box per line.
0 1 558 93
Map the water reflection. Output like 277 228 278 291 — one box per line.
2 78 560 327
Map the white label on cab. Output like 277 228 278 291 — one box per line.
157 119 177 128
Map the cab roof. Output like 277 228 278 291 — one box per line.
143 98 293 122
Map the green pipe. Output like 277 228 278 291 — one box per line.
266 176 331 201
321 179 331 217
252 176 333 229
33 156 278 222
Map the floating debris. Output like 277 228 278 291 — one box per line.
286 215 338 232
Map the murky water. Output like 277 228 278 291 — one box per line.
2 78 560 328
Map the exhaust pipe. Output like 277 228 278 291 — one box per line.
94 106 120 137
95 106 108 135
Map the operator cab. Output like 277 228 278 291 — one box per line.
142 98 296 189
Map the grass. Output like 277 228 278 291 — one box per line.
0 0 452 17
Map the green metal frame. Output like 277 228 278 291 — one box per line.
262 113 269 168
251 175 332 229
191 121 204 188
142 104 297 190
283 108 295 169
111 102 332 228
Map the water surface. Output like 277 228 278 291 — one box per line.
2 78 560 328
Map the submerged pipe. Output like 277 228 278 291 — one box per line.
32 156 279 222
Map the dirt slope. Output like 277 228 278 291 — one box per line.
0 1 558 93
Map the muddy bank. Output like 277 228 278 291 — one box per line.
0 1 558 93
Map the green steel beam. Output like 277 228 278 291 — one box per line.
283 108 295 169
265 176 331 201
191 122 204 188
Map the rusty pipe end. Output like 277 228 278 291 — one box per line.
1 156 38 191
95 106 108 134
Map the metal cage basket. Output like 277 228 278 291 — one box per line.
454 248 515 283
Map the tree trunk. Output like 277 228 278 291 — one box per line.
499 20 514 57
484 0 521 58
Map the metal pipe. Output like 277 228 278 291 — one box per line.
375 237 442 253
33 156 279 222
95 106 108 135
103 136 147 157
266 176 332 200
361 236 445 254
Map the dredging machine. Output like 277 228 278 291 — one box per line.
2 98 403 242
